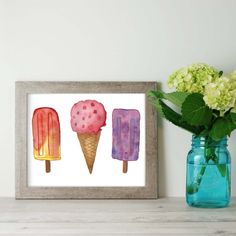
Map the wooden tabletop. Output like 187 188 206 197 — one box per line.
0 198 235 235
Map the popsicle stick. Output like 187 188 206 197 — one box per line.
45 160 51 173
123 160 128 173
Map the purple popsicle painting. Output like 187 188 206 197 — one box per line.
112 109 140 173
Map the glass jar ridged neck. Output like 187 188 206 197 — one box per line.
192 135 228 148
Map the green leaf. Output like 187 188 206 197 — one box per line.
209 117 236 141
187 165 207 195
217 164 226 177
155 100 201 134
182 93 213 126
148 90 161 98
187 183 199 195
198 129 210 137
229 112 236 124
150 99 165 117
148 90 189 107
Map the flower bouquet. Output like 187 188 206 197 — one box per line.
149 63 236 207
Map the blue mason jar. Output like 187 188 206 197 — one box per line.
186 135 231 208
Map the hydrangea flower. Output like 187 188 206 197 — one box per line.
230 70 236 80
168 63 220 93
230 70 236 113
203 76 236 115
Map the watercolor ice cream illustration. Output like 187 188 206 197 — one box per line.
70 100 107 174
112 109 140 173
32 107 61 173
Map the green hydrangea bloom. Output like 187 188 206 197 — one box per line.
168 63 219 93
230 70 236 80
203 76 236 115
230 70 236 113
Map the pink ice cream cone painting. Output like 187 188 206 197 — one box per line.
112 109 140 173
70 100 107 174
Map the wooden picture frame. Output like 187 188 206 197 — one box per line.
15 81 158 199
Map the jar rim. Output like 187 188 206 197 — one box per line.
192 134 227 140
192 135 228 146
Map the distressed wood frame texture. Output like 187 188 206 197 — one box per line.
15 81 158 199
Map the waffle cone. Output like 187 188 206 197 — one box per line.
77 132 101 174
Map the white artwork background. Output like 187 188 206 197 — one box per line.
28 93 146 187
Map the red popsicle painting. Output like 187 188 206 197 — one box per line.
112 109 140 173
32 107 61 173
70 100 107 174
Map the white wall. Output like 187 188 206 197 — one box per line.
0 0 236 197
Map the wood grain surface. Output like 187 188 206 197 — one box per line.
0 198 235 235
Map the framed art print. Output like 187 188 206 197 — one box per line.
15 82 158 199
